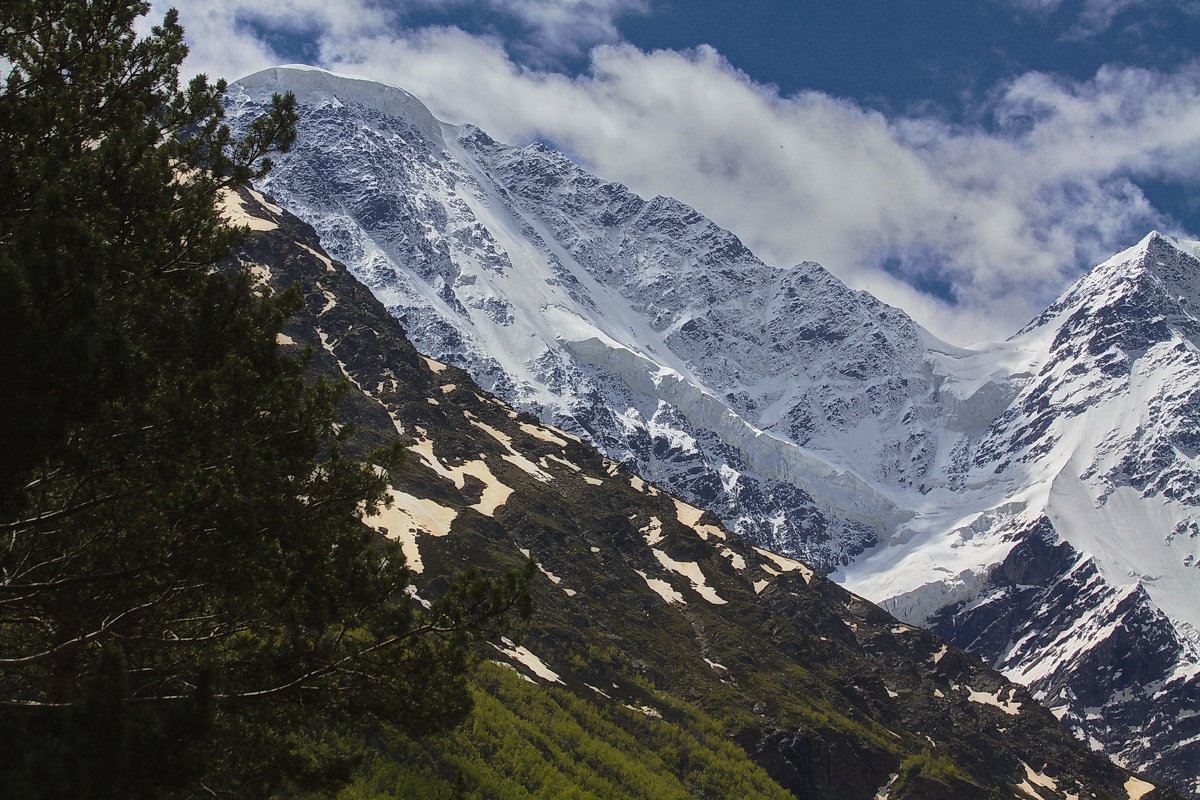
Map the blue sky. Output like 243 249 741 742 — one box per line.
626 2 1198 118
164 0 1200 343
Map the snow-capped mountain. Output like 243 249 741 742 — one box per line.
848 232 1200 789
227 65 1200 792
227 183 1176 800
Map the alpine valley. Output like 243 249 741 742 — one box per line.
227 65 1200 795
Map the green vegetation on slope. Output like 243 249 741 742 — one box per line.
289 663 793 800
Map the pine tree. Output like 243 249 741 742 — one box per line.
0 2 529 796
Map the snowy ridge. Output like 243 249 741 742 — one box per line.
229 67 1200 793
560 335 908 531
234 65 444 143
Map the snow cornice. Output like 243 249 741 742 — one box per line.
232 65 445 144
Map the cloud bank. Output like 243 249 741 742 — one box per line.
166 1 1200 344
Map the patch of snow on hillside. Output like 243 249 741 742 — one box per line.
541 452 582 472
519 547 577 596
754 547 814 583
469 417 556 482
675 497 727 540
520 421 570 446
652 549 727 604
492 638 564 684
219 189 278 232
365 487 458 573
421 355 448 373
636 569 685 605
967 686 1022 715
640 516 665 546
408 433 514 515
717 544 746 570
1124 775 1155 800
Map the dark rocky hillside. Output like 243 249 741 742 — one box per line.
224 186 1177 800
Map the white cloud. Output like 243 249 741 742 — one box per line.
163 3 1200 345
157 0 389 80
999 0 1200 38
1071 0 1143 35
163 0 649 72
479 0 649 61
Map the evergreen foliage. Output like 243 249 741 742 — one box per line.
0 2 529 796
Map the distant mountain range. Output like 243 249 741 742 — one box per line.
227 65 1200 795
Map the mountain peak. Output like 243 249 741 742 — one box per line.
1109 230 1199 275
1135 229 1200 290
1016 230 1200 338
1086 229 1200 314
232 65 444 143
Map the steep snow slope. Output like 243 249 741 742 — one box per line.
839 232 1200 636
228 66 1200 792
228 66 935 571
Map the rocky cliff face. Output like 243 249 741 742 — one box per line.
223 183 1178 800
923 518 1200 792
228 65 1200 793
